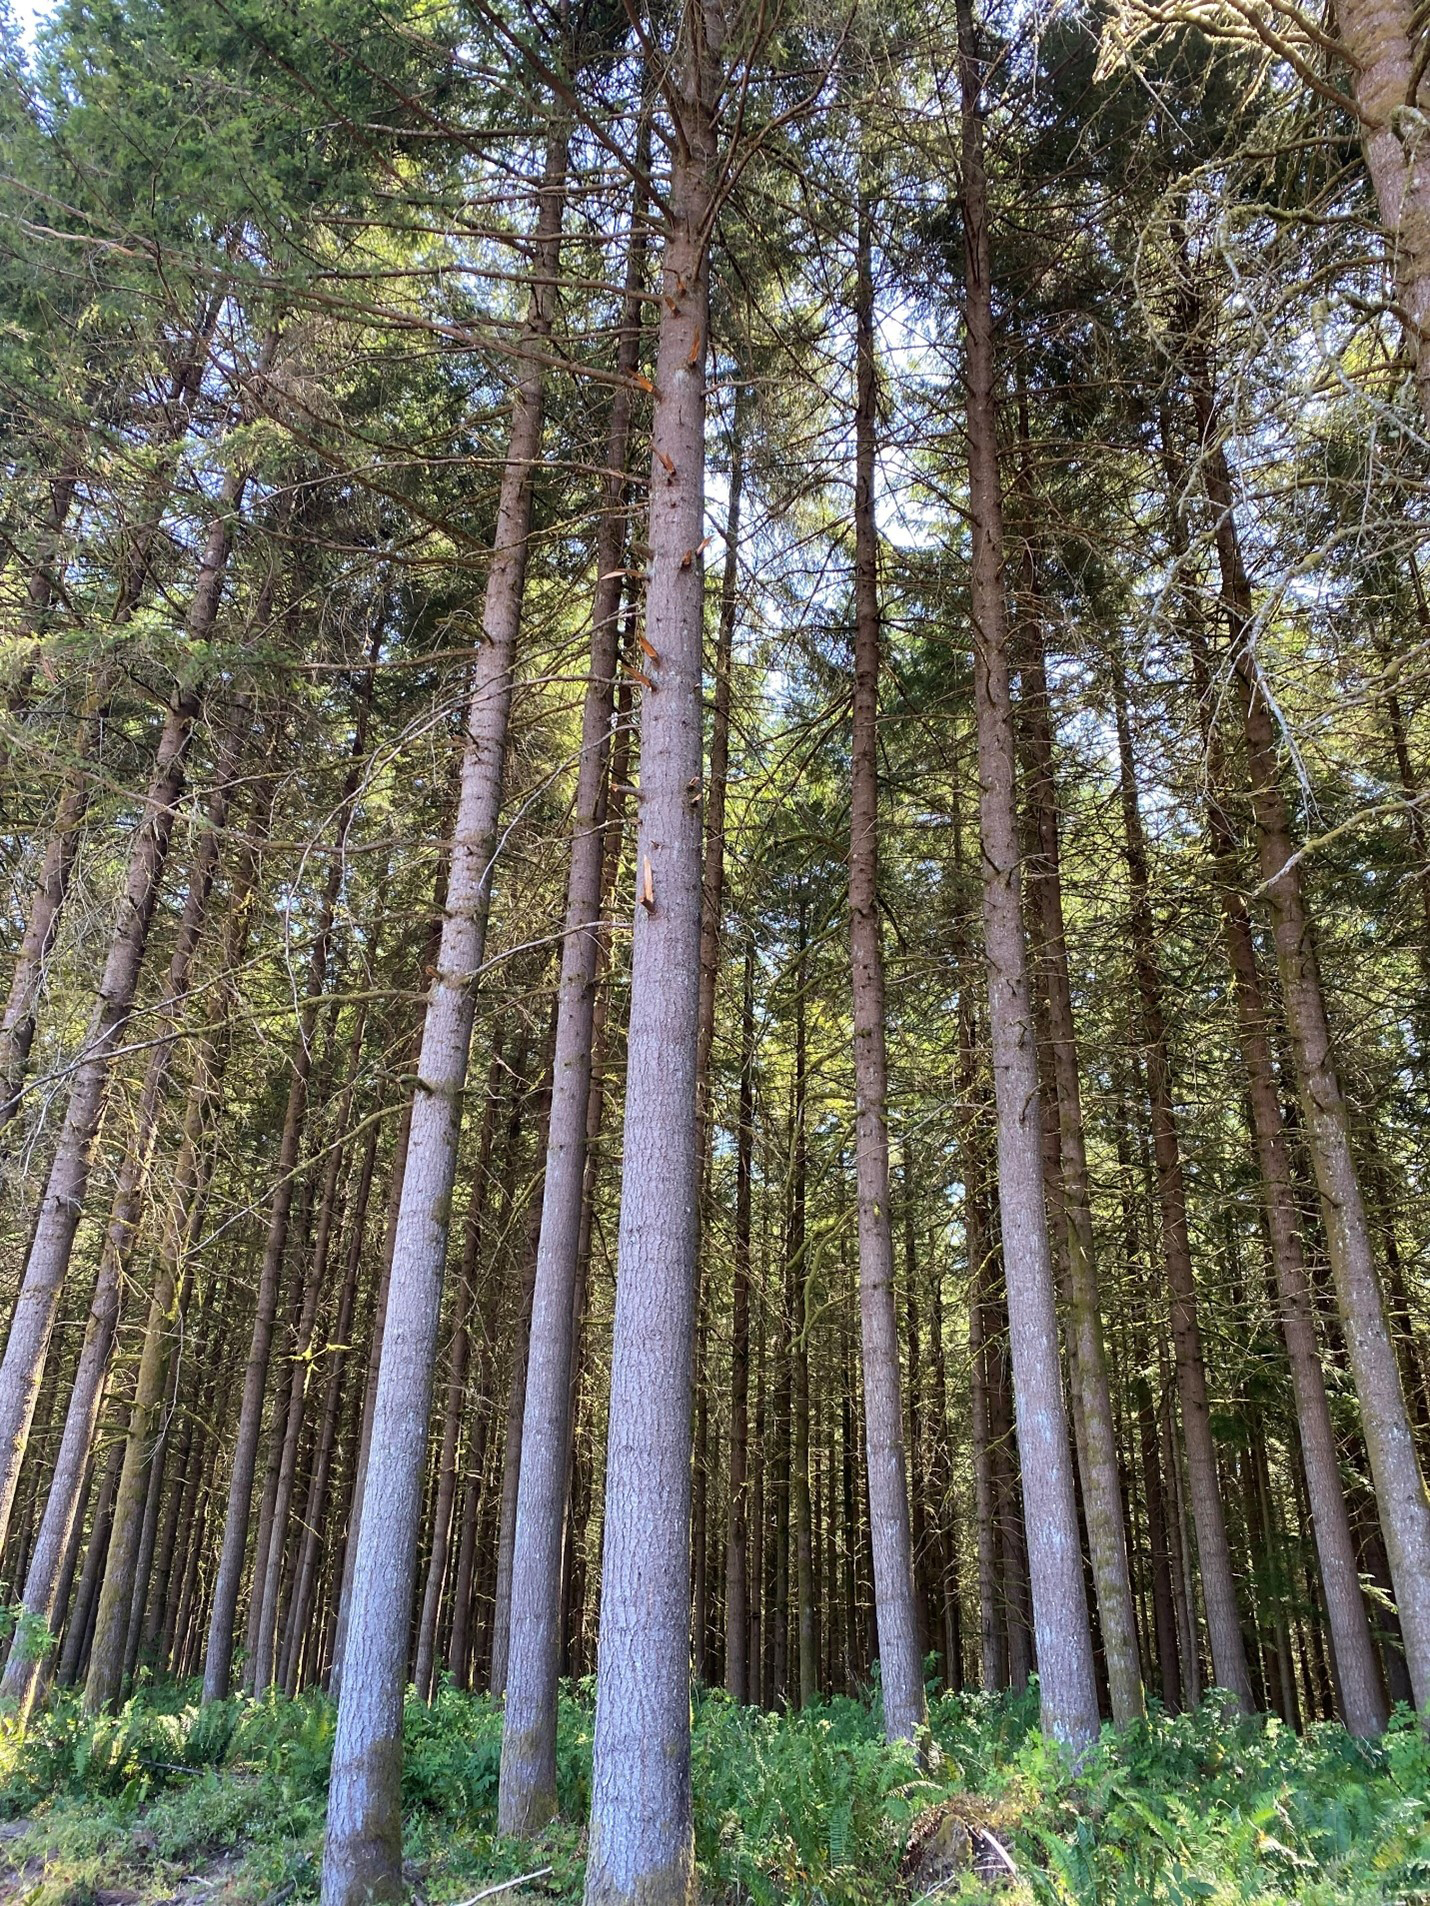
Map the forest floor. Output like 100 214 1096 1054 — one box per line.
0 1679 1425 1905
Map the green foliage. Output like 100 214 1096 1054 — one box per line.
977 1698 1430 1906
0 1684 1427 1903
693 1690 940 1903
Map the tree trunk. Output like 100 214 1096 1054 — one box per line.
1015 545 1144 1726
725 935 755 1701
1191 379 1430 1714
848 187 928 1749
956 0 1100 1748
204 760 361 1701
1179 607 1387 1734
1111 656 1253 1711
497 172 648 1830
413 1187 477 1701
490 1118 549 1696
5 716 245 1719
0 657 216 1556
1137 1378 1182 1711
320 116 569 1904
253 1000 371 1695
1332 0 1430 429
582 9 722 1890
791 943 817 1708
55 1439 122 1687
281 1121 378 1696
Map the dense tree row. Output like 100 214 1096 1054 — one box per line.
2 0 1429 1898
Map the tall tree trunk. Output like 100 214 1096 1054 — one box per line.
582 8 722 1890
0 652 219 1555
281 1120 378 1696
320 116 569 1905
55 1440 123 1688
497 171 648 1830
959 896 1006 1694
1136 1377 1182 1711
1331 0 1430 429
848 187 927 1749
928 1258 962 1688
204 715 367 1701
1191 377 1430 1714
725 935 755 1701
4 716 246 1719
490 1095 550 1697
413 1185 477 1702
252 997 371 1695
1179 610 1387 1734
791 940 817 1708
1015 545 1144 1726
327 1032 421 1691
956 0 1100 1748
1111 656 1253 1710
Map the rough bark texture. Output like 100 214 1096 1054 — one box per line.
725 935 755 1701
319 122 568 1906
582 8 721 1890
1180 607 1387 1735
413 1189 475 1702
0 668 211 1556
848 189 928 1750
281 1123 377 1696
252 995 371 1696
957 0 1101 1749
1016 568 1145 1727
1332 0 1430 428
1192 391 1430 1712
14 717 245 1720
1111 659 1253 1711
498 180 647 1832
204 771 355 1702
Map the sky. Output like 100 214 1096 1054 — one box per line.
10 0 46 43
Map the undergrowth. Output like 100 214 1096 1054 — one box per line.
0 1676 1424 1903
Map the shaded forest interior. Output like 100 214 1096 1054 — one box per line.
3 0 1430 1896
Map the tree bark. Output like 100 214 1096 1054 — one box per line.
1192 379 1430 1715
848 186 928 1749
791 942 817 1708
1179 610 1388 1734
956 0 1100 1748
0 656 218 1556
724 934 755 1701
1331 0 1430 429
320 117 569 1905
1111 655 1253 1710
490 1092 551 1697
204 734 364 1701
498 171 649 1830
1015 548 1145 1726
582 11 722 1891
4 715 245 1719
412 1183 477 1702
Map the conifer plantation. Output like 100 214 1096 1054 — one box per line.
4 0 1430 1898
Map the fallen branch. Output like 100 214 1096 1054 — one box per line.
979 1827 1018 1876
453 1868 555 1905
